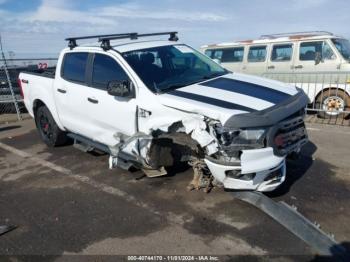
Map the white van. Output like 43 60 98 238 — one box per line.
201 31 350 118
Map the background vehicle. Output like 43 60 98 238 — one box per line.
201 31 350 118
18 32 308 192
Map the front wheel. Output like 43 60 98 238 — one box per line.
35 106 68 147
316 90 349 119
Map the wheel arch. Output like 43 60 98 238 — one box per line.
33 99 46 117
32 98 65 131
315 86 350 103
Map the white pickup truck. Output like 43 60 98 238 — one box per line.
18 32 309 192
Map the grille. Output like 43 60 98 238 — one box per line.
274 116 308 156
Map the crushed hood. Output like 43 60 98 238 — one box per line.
158 73 300 124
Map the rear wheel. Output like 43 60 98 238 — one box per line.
35 106 68 147
316 90 349 119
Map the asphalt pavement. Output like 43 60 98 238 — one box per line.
0 119 349 261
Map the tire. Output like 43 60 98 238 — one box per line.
35 106 68 147
316 90 349 119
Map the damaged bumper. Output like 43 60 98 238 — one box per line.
204 147 286 192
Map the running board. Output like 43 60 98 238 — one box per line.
68 133 111 154
67 133 142 169
232 191 348 259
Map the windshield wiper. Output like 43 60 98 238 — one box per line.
203 71 227 80
157 72 228 94
157 83 187 94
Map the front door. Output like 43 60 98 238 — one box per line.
294 40 341 72
83 52 137 146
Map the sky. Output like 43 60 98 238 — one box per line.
0 0 349 56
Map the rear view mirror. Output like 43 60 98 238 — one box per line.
107 80 134 98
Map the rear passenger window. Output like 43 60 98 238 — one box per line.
206 48 244 63
271 44 293 61
62 52 88 83
92 54 129 88
212 50 223 60
204 50 213 57
221 47 244 63
248 46 267 62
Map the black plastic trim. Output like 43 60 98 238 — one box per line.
224 90 309 128
67 133 142 165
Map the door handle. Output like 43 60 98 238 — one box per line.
267 65 275 69
87 97 99 104
57 88 67 94
294 65 303 69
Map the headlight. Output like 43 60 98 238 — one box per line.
215 126 266 149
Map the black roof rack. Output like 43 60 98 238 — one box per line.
65 32 178 50
65 33 137 50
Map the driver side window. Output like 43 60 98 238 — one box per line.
92 54 129 89
299 41 335 61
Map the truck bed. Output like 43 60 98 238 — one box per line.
22 67 56 79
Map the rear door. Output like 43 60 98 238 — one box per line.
242 45 268 76
205 47 245 72
54 52 91 136
83 52 137 146
219 47 245 72
267 43 295 73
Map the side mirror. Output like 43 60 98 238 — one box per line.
315 52 323 65
107 80 134 98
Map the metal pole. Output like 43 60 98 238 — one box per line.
0 34 21 121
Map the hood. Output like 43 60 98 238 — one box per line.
157 73 300 124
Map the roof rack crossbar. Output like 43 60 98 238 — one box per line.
65 31 178 51
260 31 333 39
98 32 178 50
65 33 137 49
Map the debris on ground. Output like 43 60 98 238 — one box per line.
0 225 17 236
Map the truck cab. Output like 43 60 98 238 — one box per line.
19 32 309 192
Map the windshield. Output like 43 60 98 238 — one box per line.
332 38 350 60
122 44 227 93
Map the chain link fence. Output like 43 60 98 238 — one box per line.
0 58 57 124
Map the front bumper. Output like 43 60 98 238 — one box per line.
204 147 286 192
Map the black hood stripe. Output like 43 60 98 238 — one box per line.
200 77 291 104
169 90 256 112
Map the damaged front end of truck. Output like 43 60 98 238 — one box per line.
109 89 309 193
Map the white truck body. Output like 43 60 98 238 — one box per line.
19 34 308 192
